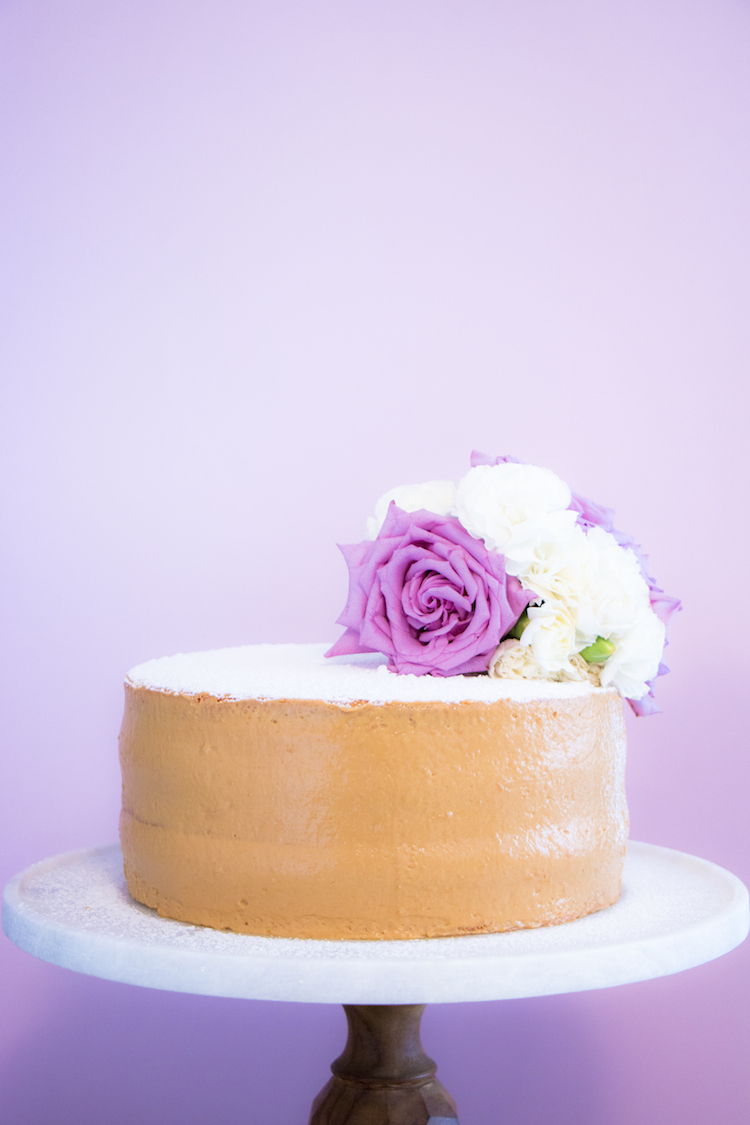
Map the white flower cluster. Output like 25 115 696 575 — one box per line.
366 462 665 701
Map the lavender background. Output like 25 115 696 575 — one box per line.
2 1 749 1121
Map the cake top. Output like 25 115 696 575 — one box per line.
127 643 612 705
325 450 680 715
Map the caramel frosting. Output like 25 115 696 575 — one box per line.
119 644 628 940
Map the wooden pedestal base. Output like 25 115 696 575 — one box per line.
309 1004 459 1125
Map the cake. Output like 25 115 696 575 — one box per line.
120 645 627 939
119 452 679 939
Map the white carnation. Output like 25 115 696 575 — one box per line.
600 608 666 700
512 524 585 612
365 479 456 539
577 527 651 638
488 639 551 680
520 598 578 674
454 463 576 569
518 525 651 647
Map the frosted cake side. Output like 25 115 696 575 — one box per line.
119 644 627 940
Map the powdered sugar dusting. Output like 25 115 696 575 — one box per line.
127 643 612 704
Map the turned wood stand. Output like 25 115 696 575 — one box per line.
310 1004 457 1125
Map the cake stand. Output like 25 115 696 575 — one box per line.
4 842 748 1125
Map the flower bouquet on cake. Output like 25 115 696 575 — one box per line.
327 451 680 714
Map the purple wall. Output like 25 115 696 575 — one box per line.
2 1 749 1121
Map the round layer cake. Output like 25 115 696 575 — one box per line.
119 643 628 940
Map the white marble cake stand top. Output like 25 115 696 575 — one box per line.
3 842 747 1005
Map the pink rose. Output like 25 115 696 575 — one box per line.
326 504 532 676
